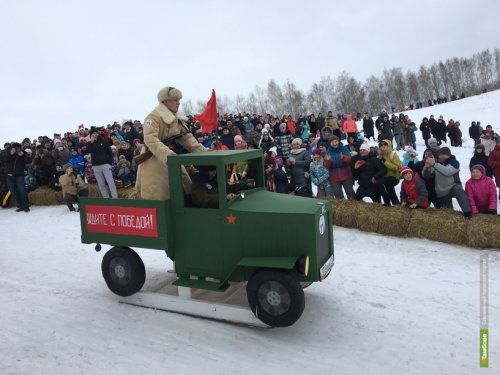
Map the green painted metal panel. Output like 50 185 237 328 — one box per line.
237 257 298 269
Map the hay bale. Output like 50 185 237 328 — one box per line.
87 184 101 197
407 208 468 245
28 186 63 205
330 198 358 228
355 202 410 237
466 214 500 249
28 183 137 205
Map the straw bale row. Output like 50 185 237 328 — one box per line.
329 198 499 249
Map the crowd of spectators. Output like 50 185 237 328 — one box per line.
1 111 499 218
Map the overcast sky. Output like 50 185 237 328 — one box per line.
1 0 499 144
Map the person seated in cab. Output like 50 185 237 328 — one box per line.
191 166 256 208
191 166 236 208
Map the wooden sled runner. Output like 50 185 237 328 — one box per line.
119 273 269 328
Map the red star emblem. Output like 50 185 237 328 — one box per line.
226 213 236 224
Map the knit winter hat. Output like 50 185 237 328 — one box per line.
329 135 340 142
234 135 243 143
264 155 275 165
312 148 322 155
63 163 73 171
234 140 247 150
400 167 413 178
438 147 451 156
359 144 371 153
428 138 437 145
292 138 302 146
471 164 484 174
157 86 182 103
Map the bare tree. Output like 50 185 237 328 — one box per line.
306 82 328 114
266 80 285 116
461 58 477 95
438 61 452 99
217 95 235 115
429 63 443 99
476 49 494 90
282 80 306 118
382 68 407 111
364 75 387 114
187 48 499 121
406 71 420 105
447 57 464 97
417 65 433 103
320 76 336 112
195 100 206 113
245 93 259 115
181 99 194 115
233 95 247 114
334 71 365 114
494 48 500 88
253 85 268 114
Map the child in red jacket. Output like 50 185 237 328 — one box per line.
400 167 429 208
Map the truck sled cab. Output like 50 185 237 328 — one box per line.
80 149 334 327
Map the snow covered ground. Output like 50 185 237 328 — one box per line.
1 90 500 374
0 207 498 374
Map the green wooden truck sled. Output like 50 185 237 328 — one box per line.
80 149 334 327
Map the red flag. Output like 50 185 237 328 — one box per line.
194 90 217 133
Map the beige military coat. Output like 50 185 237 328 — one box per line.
136 103 205 200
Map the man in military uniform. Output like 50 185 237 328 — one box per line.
136 86 206 200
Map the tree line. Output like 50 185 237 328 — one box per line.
182 48 500 118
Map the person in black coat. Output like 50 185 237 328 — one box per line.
436 117 447 145
352 144 387 203
121 121 141 144
87 127 118 198
362 113 375 141
2 143 31 212
377 116 393 143
428 115 438 141
316 113 325 132
469 144 493 177
468 121 482 146
219 126 235 150
420 117 431 147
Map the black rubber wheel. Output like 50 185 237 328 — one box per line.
101 247 145 297
247 269 305 327
300 281 313 289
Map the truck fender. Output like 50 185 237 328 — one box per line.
237 256 309 275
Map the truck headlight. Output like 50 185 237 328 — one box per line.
295 256 309 276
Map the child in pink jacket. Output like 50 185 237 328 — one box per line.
465 164 497 215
